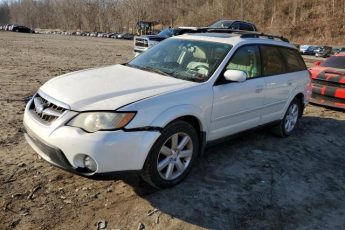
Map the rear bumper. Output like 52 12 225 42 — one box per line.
311 78 345 109
310 94 345 109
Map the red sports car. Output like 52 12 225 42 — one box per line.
309 54 345 109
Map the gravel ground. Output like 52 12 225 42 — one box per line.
0 32 344 230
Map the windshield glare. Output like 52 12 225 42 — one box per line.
321 56 345 69
158 29 174 37
128 38 232 82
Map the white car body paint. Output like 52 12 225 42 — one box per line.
23 34 311 175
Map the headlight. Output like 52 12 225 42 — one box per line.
67 112 135 133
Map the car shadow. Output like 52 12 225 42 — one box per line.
122 116 345 229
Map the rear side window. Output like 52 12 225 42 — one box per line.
240 23 254 31
260 46 286 76
279 47 306 72
231 22 240 30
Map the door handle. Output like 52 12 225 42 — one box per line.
255 87 263 93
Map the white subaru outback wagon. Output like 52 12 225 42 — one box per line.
23 31 311 188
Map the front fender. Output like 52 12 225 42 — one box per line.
149 104 206 131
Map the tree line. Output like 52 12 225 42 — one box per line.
1 0 344 44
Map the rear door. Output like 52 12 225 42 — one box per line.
260 45 306 123
209 45 265 140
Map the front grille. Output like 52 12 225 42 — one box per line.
29 94 67 125
135 38 148 47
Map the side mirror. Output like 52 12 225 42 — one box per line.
314 61 321 66
224 70 247 82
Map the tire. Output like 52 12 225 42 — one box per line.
271 98 301 137
141 120 199 189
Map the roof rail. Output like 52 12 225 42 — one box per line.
240 33 289 43
198 28 290 43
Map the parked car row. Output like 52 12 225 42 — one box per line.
36 30 135 40
0 24 35 33
299 45 344 58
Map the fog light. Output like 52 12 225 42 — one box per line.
83 156 97 172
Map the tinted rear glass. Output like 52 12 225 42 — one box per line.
260 46 286 76
240 23 254 31
321 56 345 69
279 47 306 72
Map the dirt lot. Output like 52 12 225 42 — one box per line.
0 32 345 230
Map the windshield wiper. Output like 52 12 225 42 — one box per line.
139 66 174 77
124 63 173 77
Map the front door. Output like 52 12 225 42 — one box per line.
209 45 264 141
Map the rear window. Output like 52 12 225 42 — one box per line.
279 47 306 72
260 46 286 76
321 56 345 69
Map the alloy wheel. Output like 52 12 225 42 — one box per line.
157 132 193 181
284 103 299 133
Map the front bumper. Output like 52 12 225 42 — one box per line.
24 128 91 174
23 104 161 176
134 46 148 54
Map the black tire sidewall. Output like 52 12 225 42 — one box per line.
143 120 199 188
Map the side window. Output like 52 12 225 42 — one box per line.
260 46 287 76
240 23 254 31
226 45 261 78
279 47 306 72
231 22 240 30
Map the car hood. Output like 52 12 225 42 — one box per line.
136 35 167 41
39 64 196 111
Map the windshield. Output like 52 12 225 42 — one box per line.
128 38 232 82
209 20 234 28
321 56 345 69
158 28 174 37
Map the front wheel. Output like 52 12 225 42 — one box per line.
141 120 199 188
271 98 301 137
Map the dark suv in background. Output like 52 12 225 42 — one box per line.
133 19 257 56
209 20 257 31
315 46 333 58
